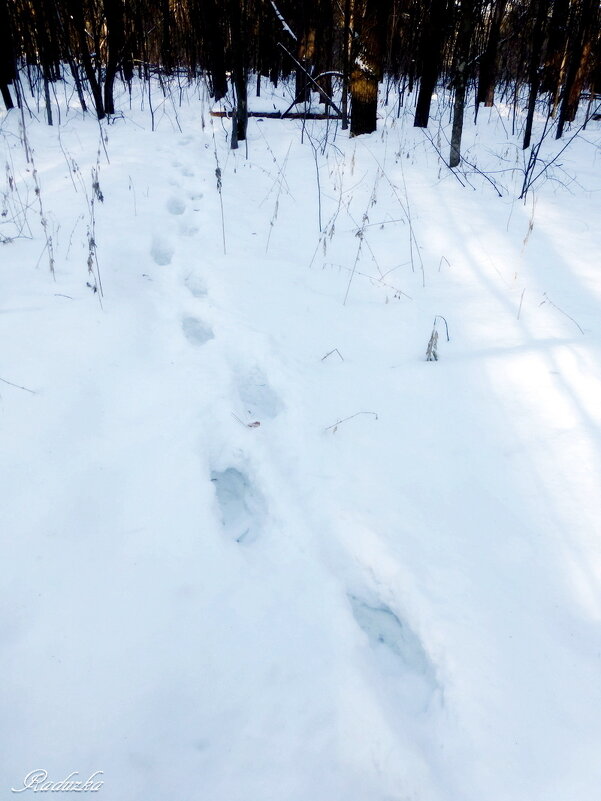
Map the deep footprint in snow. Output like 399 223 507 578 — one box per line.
172 160 195 178
349 595 439 702
211 467 266 544
166 195 186 215
150 235 174 266
184 273 207 297
237 368 283 420
182 316 214 346
179 220 199 237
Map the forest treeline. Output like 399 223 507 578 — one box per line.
1 0 600 157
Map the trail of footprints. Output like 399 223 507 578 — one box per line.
210 368 282 544
179 298 279 548
148 140 204 266
157 145 438 705
150 138 279 553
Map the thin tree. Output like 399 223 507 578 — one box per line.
449 0 479 168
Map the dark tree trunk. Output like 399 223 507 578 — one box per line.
67 57 87 112
0 0 16 110
523 0 548 149
233 70 248 142
229 0 248 144
341 0 351 129
449 73 467 168
104 0 125 115
161 0 173 74
541 0 570 92
557 0 599 137
320 74 333 108
449 0 478 167
85 69 105 120
350 0 387 136
476 0 507 107
295 29 315 104
44 74 53 124
414 0 449 127
270 62 279 89
350 93 378 135
0 83 13 110
68 0 105 119
414 72 437 128
313 0 334 109
295 61 311 103
29 0 62 99
195 0 228 100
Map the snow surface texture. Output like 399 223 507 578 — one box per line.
1 78 601 801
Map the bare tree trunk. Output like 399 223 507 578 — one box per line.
229 0 248 144
414 0 449 127
295 29 316 104
449 0 477 167
0 82 13 109
523 0 548 149
557 0 598 137
103 0 125 115
350 0 386 136
161 0 173 74
449 71 467 167
68 0 105 119
195 0 228 101
43 73 53 124
67 58 87 112
233 69 248 141
0 0 16 110
541 0 570 97
341 0 351 129
295 60 312 103
476 0 507 107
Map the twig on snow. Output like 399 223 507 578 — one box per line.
232 413 261 428
325 411 378 432
539 293 584 335
321 348 344 362
0 376 37 394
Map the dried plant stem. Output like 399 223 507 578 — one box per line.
325 411 378 432
540 293 584 335
211 121 227 255
0 376 36 394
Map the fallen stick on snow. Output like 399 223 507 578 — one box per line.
325 411 378 433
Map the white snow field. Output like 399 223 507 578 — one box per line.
1 79 601 801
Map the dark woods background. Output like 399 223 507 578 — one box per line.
1 0 600 149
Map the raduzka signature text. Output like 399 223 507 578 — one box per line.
11 770 104 792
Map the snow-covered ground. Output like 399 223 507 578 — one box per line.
2 78 601 801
